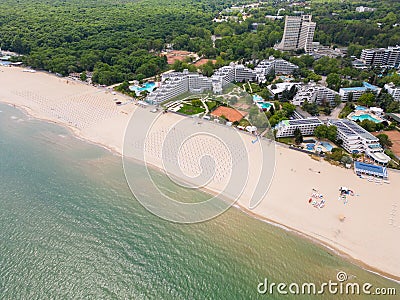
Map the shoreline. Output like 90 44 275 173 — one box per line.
234 203 400 284
4 100 400 285
1 65 399 283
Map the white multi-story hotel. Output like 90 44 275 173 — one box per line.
360 46 400 68
255 57 298 82
147 64 256 104
292 83 339 106
339 82 381 102
328 119 390 165
146 69 212 104
234 64 257 82
212 62 256 83
211 63 256 93
276 15 316 54
384 83 400 101
275 117 323 138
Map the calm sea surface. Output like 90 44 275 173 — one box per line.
0 103 398 299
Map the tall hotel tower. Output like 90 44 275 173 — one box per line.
277 15 316 53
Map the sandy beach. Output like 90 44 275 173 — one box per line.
1 65 399 281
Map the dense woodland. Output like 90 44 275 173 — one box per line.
0 0 399 84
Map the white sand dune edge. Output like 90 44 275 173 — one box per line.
1 66 399 282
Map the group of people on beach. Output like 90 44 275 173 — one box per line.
308 189 326 209
339 187 356 205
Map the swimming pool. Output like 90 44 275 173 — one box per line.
279 75 293 82
351 114 381 123
256 101 272 110
253 94 263 101
320 141 333 152
306 143 315 150
258 102 271 109
355 105 367 111
129 82 156 94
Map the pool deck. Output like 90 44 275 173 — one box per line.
347 110 383 123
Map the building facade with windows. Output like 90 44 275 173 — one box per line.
328 119 390 165
211 63 256 93
384 83 400 101
255 57 298 83
360 46 400 68
276 15 316 54
339 82 381 102
292 83 339 106
147 69 212 104
275 117 323 138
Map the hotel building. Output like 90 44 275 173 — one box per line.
328 119 390 165
146 69 212 104
255 57 298 83
276 15 316 54
147 64 256 104
339 82 381 102
292 83 339 106
360 46 400 68
384 83 400 101
275 117 323 138
211 63 256 93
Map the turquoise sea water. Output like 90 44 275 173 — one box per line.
0 103 399 299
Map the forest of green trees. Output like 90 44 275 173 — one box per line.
0 0 399 85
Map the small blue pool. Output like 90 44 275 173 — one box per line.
306 143 315 150
129 82 156 94
355 106 367 111
253 94 263 101
279 75 293 81
320 141 333 152
257 101 272 110
351 114 381 123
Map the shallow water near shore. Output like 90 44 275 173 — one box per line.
0 103 399 299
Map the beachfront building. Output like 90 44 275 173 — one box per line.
275 117 323 138
292 83 339 106
384 83 400 101
360 46 400 68
328 119 390 165
354 161 388 179
339 82 381 102
146 69 212 104
255 57 299 83
276 15 316 54
147 64 257 104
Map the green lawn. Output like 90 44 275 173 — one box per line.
206 100 218 111
276 137 295 145
178 104 205 115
